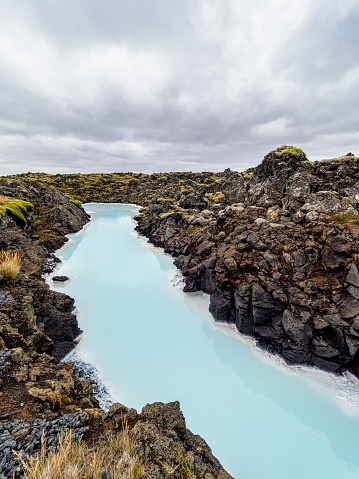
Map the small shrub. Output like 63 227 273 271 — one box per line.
180 457 198 477
0 250 21 279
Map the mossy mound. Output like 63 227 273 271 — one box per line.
205 192 226 203
0 196 34 228
276 145 307 160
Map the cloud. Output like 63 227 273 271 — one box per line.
0 0 358 174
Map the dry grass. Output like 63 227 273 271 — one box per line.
0 194 10 204
0 250 22 279
14 427 143 479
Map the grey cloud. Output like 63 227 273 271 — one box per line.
0 0 358 175
15 0 193 49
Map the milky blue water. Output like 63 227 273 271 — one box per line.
51 203 359 479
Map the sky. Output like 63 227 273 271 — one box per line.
0 0 359 174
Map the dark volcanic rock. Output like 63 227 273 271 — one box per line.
133 401 233 479
52 275 70 282
0 412 89 478
0 180 87 364
131 147 359 376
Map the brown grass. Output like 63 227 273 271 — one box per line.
0 194 11 204
0 250 22 279
14 427 143 479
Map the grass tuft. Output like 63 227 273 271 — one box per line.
13 427 143 479
0 250 21 279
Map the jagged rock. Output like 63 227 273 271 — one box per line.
311 337 340 358
321 245 347 269
105 402 137 426
329 235 351 254
302 191 357 217
132 402 232 479
338 296 359 319
282 309 312 346
209 291 232 322
346 263 359 287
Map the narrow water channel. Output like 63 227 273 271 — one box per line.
51 203 359 478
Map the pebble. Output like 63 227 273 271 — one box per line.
0 292 12 308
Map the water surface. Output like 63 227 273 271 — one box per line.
52 204 359 479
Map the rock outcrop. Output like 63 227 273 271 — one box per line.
0 178 89 361
134 147 359 376
105 401 232 479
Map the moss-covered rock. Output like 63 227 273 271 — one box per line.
0 196 34 228
275 145 307 160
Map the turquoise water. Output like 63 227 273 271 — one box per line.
52 204 359 479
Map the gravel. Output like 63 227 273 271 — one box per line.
0 412 89 478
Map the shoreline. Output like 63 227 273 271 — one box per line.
49 203 359 419
129 205 359 416
45 206 115 412
63 350 114 411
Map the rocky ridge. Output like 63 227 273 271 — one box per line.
25 147 359 376
4 145 359 477
135 147 359 376
0 177 231 478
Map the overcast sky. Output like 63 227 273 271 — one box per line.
0 0 358 174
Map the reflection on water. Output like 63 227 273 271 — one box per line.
51 204 359 479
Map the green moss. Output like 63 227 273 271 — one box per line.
188 225 204 234
242 172 253 179
276 146 306 160
302 160 314 167
0 197 34 228
156 198 174 204
319 214 359 225
205 192 225 203
181 185 194 193
159 210 175 219
322 155 359 164
134 206 150 220
65 194 82 208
